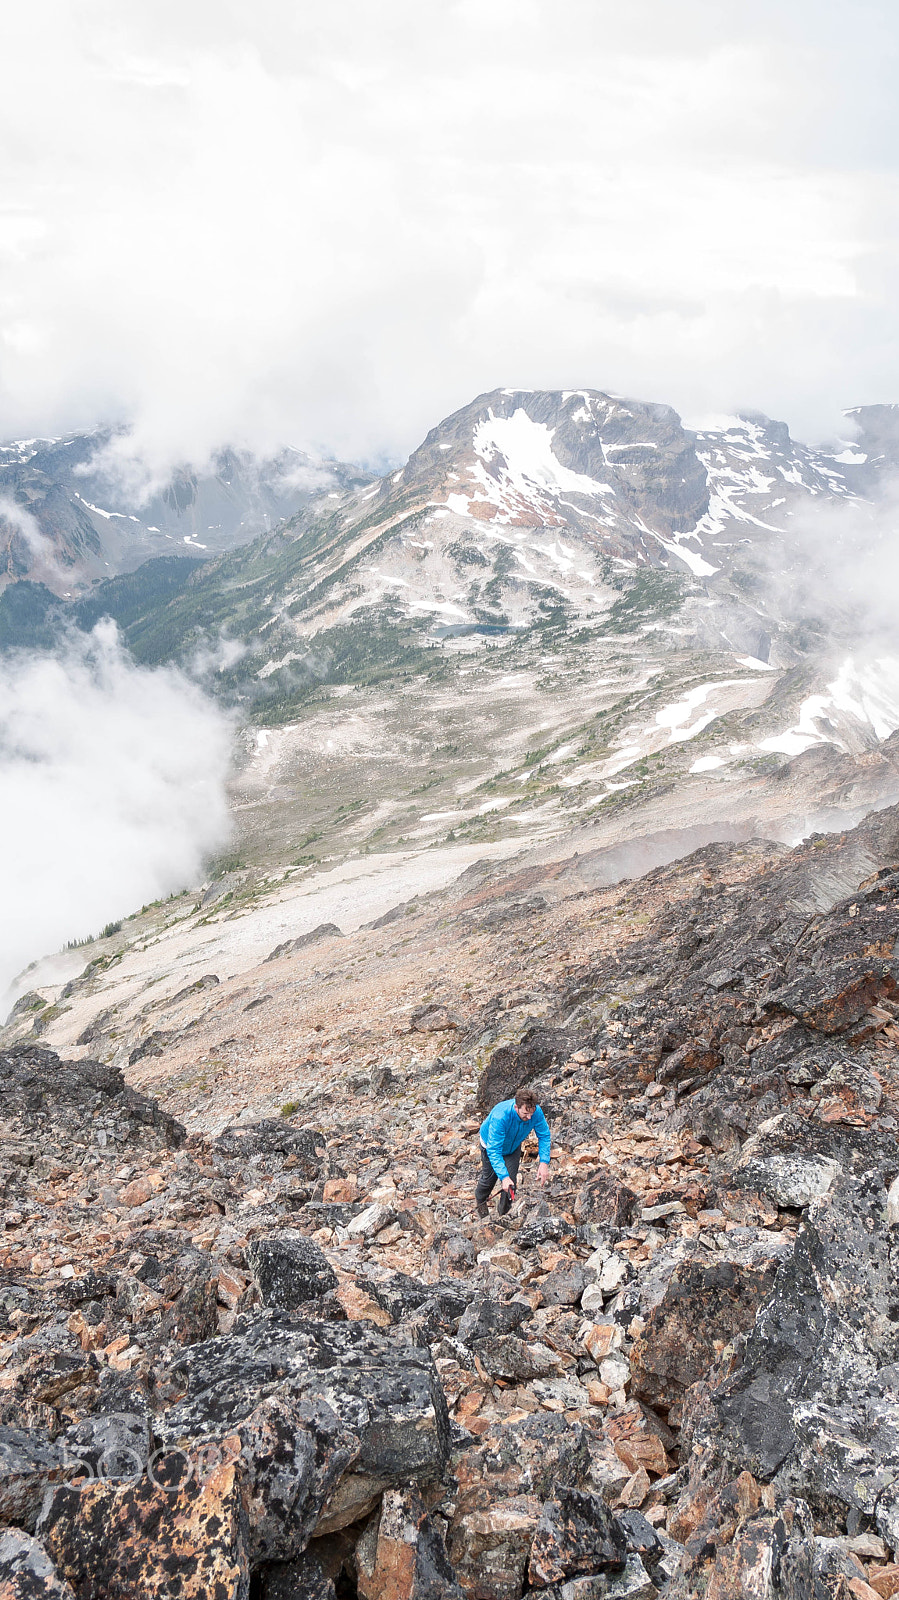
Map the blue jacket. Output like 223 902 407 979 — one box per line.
480 1098 551 1181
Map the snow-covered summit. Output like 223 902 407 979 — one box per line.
380 388 867 587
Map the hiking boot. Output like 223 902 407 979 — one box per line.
476 1201 489 1219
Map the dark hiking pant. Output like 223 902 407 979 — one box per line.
476 1143 521 1213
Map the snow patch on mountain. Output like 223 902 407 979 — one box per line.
652 678 757 743
443 408 614 526
689 415 858 550
761 656 899 755
651 531 718 577
75 495 139 522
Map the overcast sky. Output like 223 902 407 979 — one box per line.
1 0 898 478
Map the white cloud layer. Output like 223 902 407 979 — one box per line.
0 622 233 1005
0 496 64 581
0 1 898 476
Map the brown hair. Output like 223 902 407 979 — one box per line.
515 1087 537 1111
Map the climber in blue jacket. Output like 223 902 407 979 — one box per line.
476 1085 551 1217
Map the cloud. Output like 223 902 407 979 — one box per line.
0 2 897 480
188 632 248 679
0 621 234 1006
0 496 66 583
760 475 899 654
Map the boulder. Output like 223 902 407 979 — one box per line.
0 1429 73 1533
534 1554 656 1599
656 1038 720 1085
763 958 897 1034
809 1057 883 1116
410 1005 462 1034
663 1500 816 1599
476 1026 572 1113
232 1392 357 1562
730 1112 899 1209
735 1150 841 1210
214 1120 325 1170
689 1170 899 1543
0 1047 185 1154
345 1203 396 1240
447 1497 541 1600
613 1511 669 1581
472 1335 560 1383
255 1549 336 1599
596 1255 631 1297
357 1486 463 1600
156 1250 220 1348
540 1263 586 1308
440 1235 477 1273
527 1487 627 1587
456 1296 531 1345
63 1409 151 1483
364 1274 471 1332
630 1258 777 1423
517 1217 577 1251
245 1234 339 1310
449 1412 599 1599
155 1311 450 1540
573 1177 638 1229
0 1530 76 1600
265 925 343 961
37 1449 250 1600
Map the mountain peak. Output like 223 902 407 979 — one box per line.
399 387 707 541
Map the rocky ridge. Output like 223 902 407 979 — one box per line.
5 805 899 1594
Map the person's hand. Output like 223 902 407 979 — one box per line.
501 1176 514 1193
537 1162 550 1188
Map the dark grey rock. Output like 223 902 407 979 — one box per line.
237 1392 358 1561
245 1233 339 1309
214 1119 325 1169
540 1261 587 1307
573 1174 638 1229
257 1548 336 1600
516 1215 576 1250
265 925 343 962
456 1294 531 1345
473 1334 558 1383
370 1064 394 1095
0 1047 184 1153
536 1552 655 1599
614 1510 671 1579
528 1486 627 1586
64 1410 150 1484
154 1310 451 1535
730 1111 899 1208
476 1024 572 1113
439 1233 476 1272
364 1273 471 1331
0 1428 72 1532
692 1170 899 1551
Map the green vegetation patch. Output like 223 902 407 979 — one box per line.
599 570 687 633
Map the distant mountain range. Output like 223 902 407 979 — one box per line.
4 388 899 894
0 428 375 592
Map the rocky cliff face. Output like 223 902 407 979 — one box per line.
396 389 711 545
5 803 899 1596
